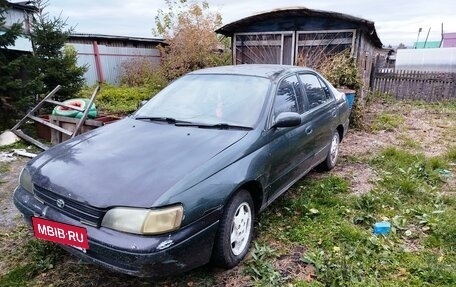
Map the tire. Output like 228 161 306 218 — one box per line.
319 131 340 171
212 189 254 268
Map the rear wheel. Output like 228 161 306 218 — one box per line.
212 189 254 268
319 131 340 171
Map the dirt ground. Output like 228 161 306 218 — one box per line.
0 100 455 285
0 156 28 230
328 101 456 196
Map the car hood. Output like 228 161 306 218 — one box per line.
29 118 249 208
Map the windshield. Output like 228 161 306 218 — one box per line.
135 74 271 127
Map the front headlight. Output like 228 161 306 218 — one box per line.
19 168 33 194
101 205 184 235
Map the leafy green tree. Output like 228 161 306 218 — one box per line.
152 0 230 81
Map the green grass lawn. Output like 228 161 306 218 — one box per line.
251 146 456 286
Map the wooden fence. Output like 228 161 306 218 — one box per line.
372 70 456 101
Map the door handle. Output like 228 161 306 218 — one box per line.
305 127 313 134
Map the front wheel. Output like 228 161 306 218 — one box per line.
319 131 340 171
212 189 254 268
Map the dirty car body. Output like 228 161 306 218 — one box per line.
13 64 350 277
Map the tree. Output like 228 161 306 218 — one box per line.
0 0 86 131
397 43 407 49
152 0 230 81
29 0 86 102
0 0 39 130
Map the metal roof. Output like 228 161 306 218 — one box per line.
189 64 313 80
216 7 382 48
68 33 166 44
6 1 38 12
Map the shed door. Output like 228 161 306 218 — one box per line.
234 32 294 65
296 30 355 68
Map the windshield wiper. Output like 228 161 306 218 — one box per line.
135 116 190 124
175 122 253 130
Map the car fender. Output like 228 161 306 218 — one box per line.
154 141 270 226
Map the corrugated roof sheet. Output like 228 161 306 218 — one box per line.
68 33 166 45
68 43 161 85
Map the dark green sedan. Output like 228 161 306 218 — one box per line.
14 64 350 277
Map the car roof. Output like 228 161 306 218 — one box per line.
189 64 315 81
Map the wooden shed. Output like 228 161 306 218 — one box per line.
216 7 383 89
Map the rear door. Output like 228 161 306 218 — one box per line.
298 73 337 165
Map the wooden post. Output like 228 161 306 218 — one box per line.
72 85 100 138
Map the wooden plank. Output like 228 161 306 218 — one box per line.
50 115 103 127
12 130 49 150
45 99 86 112
73 86 100 138
28 115 73 136
49 116 61 146
11 85 61 131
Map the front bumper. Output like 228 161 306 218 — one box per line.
13 186 221 277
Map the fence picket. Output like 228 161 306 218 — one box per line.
372 69 456 101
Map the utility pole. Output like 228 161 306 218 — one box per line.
440 23 444 47
423 27 431 48
415 28 422 49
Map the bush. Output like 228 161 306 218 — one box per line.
318 51 365 129
120 57 163 87
153 0 231 81
319 51 362 90
80 84 160 115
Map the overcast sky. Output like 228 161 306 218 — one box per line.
45 0 456 47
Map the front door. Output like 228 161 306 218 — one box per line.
266 74 314 203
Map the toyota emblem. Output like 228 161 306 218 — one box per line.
56 199 65 208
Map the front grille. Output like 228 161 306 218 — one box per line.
34 185 106 227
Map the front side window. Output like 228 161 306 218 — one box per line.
273 75 301 117
299 74 331 109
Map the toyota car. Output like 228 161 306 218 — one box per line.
14 64 350 277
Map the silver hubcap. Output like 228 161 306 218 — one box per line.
230 202 252 256
330 133 339 166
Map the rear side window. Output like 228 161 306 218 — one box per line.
299 74 331 109
273 75 300 117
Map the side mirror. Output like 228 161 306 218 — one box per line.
272 112 301 128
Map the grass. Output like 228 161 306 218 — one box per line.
245 242 282 286
0 224 66 287
254 146 455 286
371 113 405 131
0 162 10 174
397 134 421 149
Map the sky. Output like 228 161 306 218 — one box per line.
44 0 456 47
